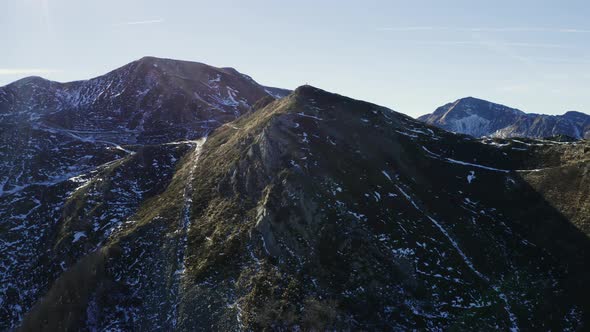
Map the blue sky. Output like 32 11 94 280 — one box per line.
1 0 589 117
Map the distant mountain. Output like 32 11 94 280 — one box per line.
0 56 289 145
418 97 590 139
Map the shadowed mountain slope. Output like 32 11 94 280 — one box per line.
14 86 589 331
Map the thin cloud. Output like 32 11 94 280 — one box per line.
524 57 590 65
467 27 590 33
0 69 59 75
405 40 572 49
377 26 590 33
376 26 437 31
473 38 536 66
112 19 165 26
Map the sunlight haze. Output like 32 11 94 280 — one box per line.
2 0 589 117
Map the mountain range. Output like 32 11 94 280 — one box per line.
418 97 590 139
1 57 589 331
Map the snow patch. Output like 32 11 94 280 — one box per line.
467 171 476 184
448 114 491 137
72 231 87 243
382 170 393 182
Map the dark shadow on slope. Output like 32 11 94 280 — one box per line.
405 135 590 329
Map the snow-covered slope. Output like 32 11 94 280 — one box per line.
419 97 590 139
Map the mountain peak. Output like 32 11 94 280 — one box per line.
420 98 590 139
0 57 291 145
291 85 358 105
293 84 323 96
563 110 589 119
132 56 247 79
7 75 53 88
135 55 202 66
456 96 484 103
452 97 523 113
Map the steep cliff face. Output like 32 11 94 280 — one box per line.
419 97 590 139
12 86 589 331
